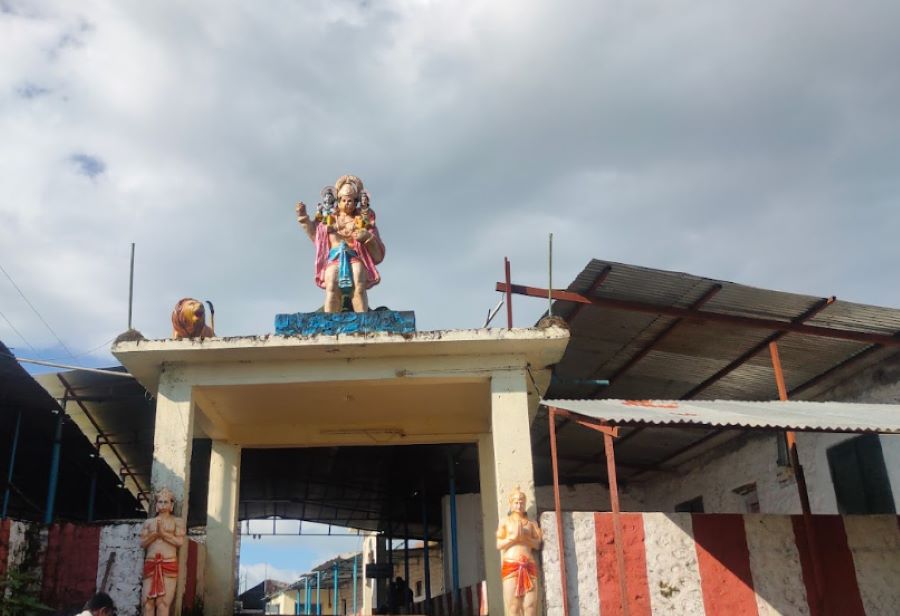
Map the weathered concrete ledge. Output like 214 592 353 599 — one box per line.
112 326 570 394
275 310 416 336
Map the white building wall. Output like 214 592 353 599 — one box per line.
632 352 900 514
442 492 485 590
96 523 145 616
814 354 900 512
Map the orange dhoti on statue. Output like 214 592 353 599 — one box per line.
143 553 179 599
501 555 537 597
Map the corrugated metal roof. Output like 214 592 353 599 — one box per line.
0 341 142 520
543 398 900 433
547 259 900 402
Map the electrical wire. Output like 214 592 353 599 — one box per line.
0 306 38 354
43 337 115 361
0 261 77 362
0 350 132 377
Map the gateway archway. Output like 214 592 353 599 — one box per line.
113 327 568 614
238 443 482 614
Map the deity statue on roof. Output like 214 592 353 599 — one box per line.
496 487 542 616
296 175 386 312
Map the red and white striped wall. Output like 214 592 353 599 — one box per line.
414 581 488 616
0 517 205 615
540 512 900 616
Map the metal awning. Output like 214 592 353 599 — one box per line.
542 398 900 433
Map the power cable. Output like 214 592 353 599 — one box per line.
43 336 115 361
0 306 38 354
0 261 78 362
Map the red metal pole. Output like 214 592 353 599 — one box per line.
495 282 900 348
504 258 513 329
548 408 569 616
604 431 630 616
769 342 823 614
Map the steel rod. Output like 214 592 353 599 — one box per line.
548 407 570 616
404 516 410 613
422 476 432 613
57 374 148 497
504 258 513 328
769 341 824 615
604 431 630 616
87 452 98 522
353 553 359 616
548 233 554 317
2 409 22 519
448 450 460 592
128 242 135 330
44 409 64 524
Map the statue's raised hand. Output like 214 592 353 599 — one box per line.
296 201 308 219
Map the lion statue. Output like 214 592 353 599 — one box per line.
171 298 215 339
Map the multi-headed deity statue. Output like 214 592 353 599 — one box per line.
496 487 543 616
140 487 185 615
296 175 386 312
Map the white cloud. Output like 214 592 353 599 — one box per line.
2 0 900 366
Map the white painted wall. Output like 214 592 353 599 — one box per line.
442 492 485 590
97 523 145 616
631 430 900 515
630 351 900 514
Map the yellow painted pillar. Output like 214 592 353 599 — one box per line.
150 367 195 614
481 368 538 615
204 440 241 614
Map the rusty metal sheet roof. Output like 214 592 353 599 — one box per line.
547 259 900 402
543 398 900 433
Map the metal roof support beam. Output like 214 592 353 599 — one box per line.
496 283 900 347
2 410 22 519
43 407 64 524
56 374 149 499
603 428 630 616
547 407 625 615
585 284 725 446
769 342 824 614
548 407 570 616
599 284 722 394
567 265 612 323
788 341 895 398
681 296 835 400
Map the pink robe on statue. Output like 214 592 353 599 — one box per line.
313 212 384 290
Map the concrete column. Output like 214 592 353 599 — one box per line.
477 433 502 615
482 369 538 614
150 366 195 613
204 440 241 614
375 534 388 609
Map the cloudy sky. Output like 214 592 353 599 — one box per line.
2 0 900 582
2 0 900 366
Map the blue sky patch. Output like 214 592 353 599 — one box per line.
17 83 50 99
69 153 106 178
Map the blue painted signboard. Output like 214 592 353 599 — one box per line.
275 310 416 336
